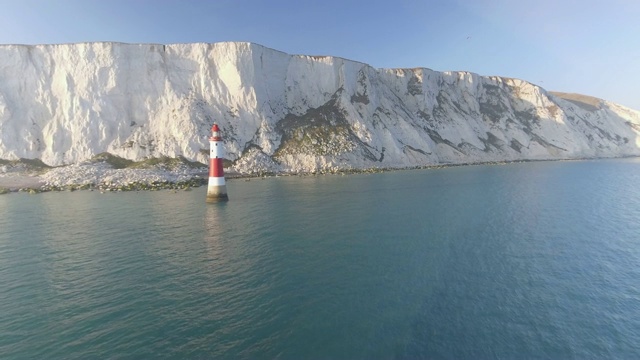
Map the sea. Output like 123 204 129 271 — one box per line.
1 158 640 359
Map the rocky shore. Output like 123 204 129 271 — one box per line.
0 161 377 194
0 165 205 194
0 154 417 194
4 153 613 195
0 155 216 194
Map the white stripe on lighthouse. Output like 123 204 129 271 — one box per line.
207 177 226 186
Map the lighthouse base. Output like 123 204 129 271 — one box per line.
206 184 229 203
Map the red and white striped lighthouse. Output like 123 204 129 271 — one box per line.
206 123 229 202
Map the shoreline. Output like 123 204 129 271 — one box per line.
1 156 638 195
0 175 45 190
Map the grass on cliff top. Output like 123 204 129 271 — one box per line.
90 152 206 170
549 91 602 112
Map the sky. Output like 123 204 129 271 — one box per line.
0 0 638 109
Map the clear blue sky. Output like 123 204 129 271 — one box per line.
0 0 638 110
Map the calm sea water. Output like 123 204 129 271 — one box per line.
2 159 640 359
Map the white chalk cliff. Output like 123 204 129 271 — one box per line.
0 42 639 173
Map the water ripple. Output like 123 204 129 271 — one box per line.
2 159 640 358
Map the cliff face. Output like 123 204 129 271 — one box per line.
0 42 639 172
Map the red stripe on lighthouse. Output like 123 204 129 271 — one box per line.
209 158 224 177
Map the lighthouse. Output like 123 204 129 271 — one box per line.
206 123 229 202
